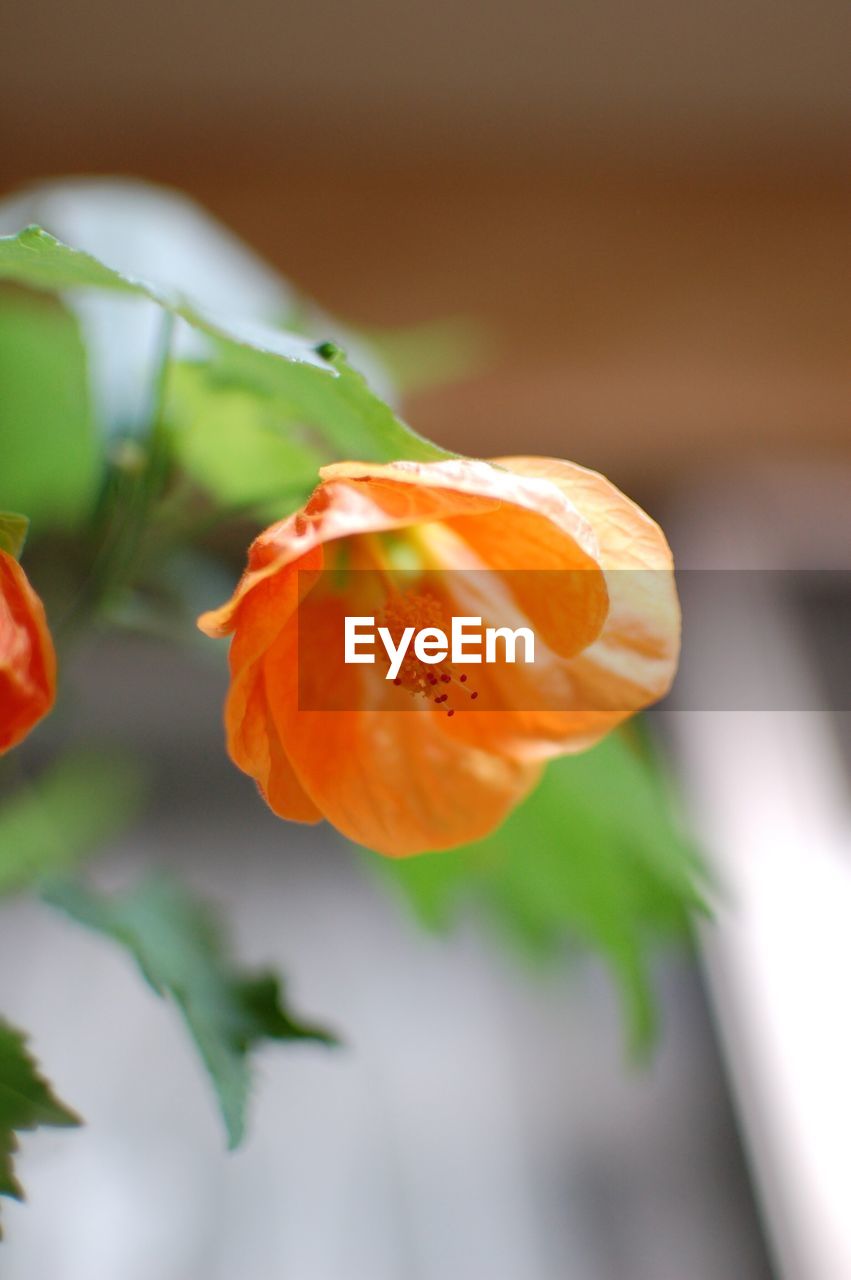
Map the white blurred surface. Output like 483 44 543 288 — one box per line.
0 632 770 1279
669 467 851 1280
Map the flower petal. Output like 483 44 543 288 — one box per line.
323 460 610 659
198 457 679 856
494 458 675 571
217 569 322 823
0 551 56 753
263 599 541 856
438 458 680 759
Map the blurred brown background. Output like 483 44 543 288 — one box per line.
2 0 848 497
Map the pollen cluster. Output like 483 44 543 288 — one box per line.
378 588 479 716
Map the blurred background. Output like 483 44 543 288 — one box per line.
1 1 848 1277
3 0 849 491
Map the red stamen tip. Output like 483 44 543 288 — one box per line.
440 673 451 683
459 674 468 683
470 691 479 700
393 678 402 686
447 709 455 717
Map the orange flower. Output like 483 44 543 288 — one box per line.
0 550 57 753
199 458 679 856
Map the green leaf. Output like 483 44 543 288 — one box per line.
380 728 705 1052
0 288 98 531
0 228 448 465
0 752 144 897
303 342 452 461
165 361 323 517
0 514 28 560
0 1020 80 1236
42 874 338 1148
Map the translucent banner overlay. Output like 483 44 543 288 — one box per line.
293 569 850 712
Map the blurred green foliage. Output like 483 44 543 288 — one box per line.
0 227 447 473
361 315 490 397
0 751 144 898
43 874 338 1148
0 514 29 560
0 289 97 531
0 1020 80 1236
381 728 704 1050
165 361 323 518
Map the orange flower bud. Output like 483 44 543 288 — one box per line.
199 458 680 856
0 550 57 753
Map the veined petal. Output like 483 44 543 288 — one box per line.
323 460 610 659
494 457 675 571
437 458 680 759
